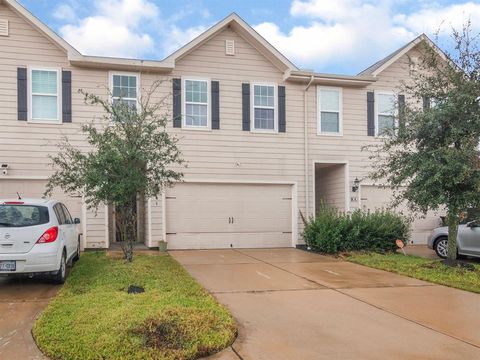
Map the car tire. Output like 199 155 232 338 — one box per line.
72 238 81 262
434 237 448 259
52 251 67 284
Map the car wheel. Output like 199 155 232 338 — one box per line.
72 238 80 262
52 251 67 284
434 237 448 259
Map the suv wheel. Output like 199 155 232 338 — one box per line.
434 237 448 259
52 251 67 284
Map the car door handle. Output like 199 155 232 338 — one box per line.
232 217 234 224
228 217 231 224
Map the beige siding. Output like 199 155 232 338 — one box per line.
84 206 108 248
314 164 346 213
0 4 110 247
0 2 441 248
147 197 164 248
157 28 307 240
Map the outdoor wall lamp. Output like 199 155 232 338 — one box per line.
352 177 361 192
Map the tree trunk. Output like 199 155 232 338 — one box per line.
446 209 459 261
118 196 137 262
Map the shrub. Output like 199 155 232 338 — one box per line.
303 206 410 254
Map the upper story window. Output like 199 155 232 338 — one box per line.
30 68 60 122
376 92 396 136
252 84 277 132
317 87 342 135
184 79 209 128
111 73 138 109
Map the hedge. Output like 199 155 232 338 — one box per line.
303 206 410 254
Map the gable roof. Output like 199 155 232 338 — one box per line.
2 1 297 73
2 0 174 72
359 34 448 77
3 0 81 57
163 13 298 72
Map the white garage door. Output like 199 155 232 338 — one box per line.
361 185 443 244
0 179 83 221
166 183 292 249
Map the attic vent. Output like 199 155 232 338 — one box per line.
225 39 235 56
0 19 8 37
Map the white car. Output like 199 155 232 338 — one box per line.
0 199 81 283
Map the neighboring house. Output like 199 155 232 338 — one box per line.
0 0 443 250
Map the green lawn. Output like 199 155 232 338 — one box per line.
33 252 236 360
346 252 480 293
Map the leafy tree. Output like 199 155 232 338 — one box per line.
368 24 480 261
46 81 184 261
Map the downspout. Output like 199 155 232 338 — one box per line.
304 76 314 219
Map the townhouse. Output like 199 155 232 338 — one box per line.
0 0 443 250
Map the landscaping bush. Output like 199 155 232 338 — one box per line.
303 206 410 254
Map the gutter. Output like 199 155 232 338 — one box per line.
287 72 376 87
68 56 175 73
304 75 314 219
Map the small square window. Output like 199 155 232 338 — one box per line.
111 74 138 109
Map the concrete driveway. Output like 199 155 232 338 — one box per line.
0 276 59 359
171 248 480 360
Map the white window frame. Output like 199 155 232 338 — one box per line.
375 91 398 137
251 82 278 133
109 71 140 109
317 86 343 136
28 67 62 124
182 77 211 130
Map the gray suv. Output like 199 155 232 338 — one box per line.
428 221 480 258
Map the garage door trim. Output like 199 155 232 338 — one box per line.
162 179 298 248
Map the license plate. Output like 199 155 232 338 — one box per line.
0 261 16 272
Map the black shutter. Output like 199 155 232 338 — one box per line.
211 80 220 130
62 70 72 123
173 78 181 128
278 85 286 133
367 91 375 136
423 96 430 111
242 83 250 131
17 68 27 121
398 94 405 135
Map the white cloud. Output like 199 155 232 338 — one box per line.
59 0 158 58
254 0 480 72
53 4 76 22
398 2 480 34
163 25 209 54
57 0 210 59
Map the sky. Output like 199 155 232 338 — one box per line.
19 0 480 75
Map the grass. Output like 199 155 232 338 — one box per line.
33 252 237 360
345 252 480 293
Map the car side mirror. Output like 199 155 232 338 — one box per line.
74 218 81 225
467 220 477 228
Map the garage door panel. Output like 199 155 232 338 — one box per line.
166 183 292 249
167 232 292 250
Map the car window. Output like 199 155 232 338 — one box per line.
61 204 73 224
53 204 66 225
0 205 49 227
